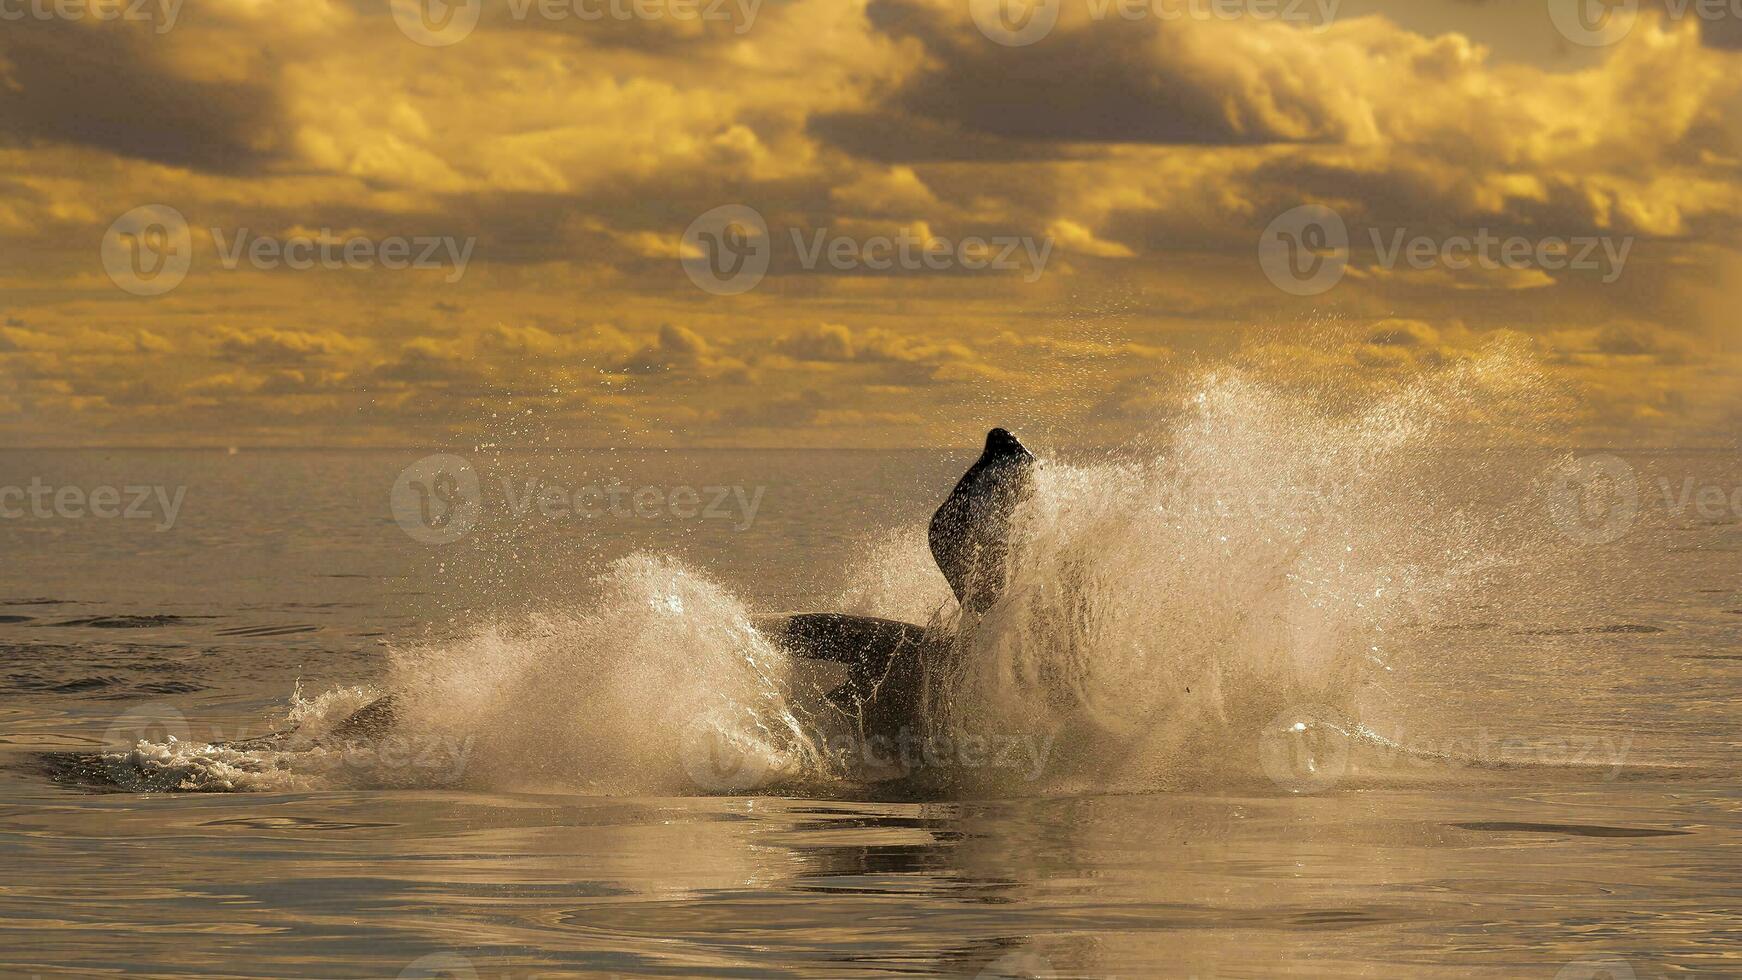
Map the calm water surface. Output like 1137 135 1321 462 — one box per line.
0 449 1736 978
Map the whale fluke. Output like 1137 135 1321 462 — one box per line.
928 427 1035 614
755 613 928 725
753 613 927 667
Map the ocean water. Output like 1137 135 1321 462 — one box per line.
2 364 1739 978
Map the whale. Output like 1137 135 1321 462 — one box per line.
332 428 1039 763
749 427 1035 740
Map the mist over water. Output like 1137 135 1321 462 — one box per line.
102 346 1619 797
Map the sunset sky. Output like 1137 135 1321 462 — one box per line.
1 0 1738 448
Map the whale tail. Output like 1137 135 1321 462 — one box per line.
928 427 1036 614
754 612 928 720
765 428 1036 719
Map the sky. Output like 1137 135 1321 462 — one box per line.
1 0 1738 448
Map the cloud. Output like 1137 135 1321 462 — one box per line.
1545 320 1700 366
617 323 729 376
830 166 944 216
775 322 978 368
0 19 291 173
777 322 857 361
212 326 363 365
861 0 1361 147
0 4 1738 448
1046 219 1135 259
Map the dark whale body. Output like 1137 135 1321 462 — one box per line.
757 428 1036 736
334 428 1039 763
928 427 1035 615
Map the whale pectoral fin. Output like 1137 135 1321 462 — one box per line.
754 613 927 715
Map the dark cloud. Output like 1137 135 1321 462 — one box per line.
859 0 1342 148
0 20 289 173
807 110 1084 162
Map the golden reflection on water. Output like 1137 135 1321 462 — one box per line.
3 773 1733 978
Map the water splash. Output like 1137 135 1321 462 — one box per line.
907 347 1558 793
92 344 1588 797
368 554 828 794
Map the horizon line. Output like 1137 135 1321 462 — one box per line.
1 443 1737 453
